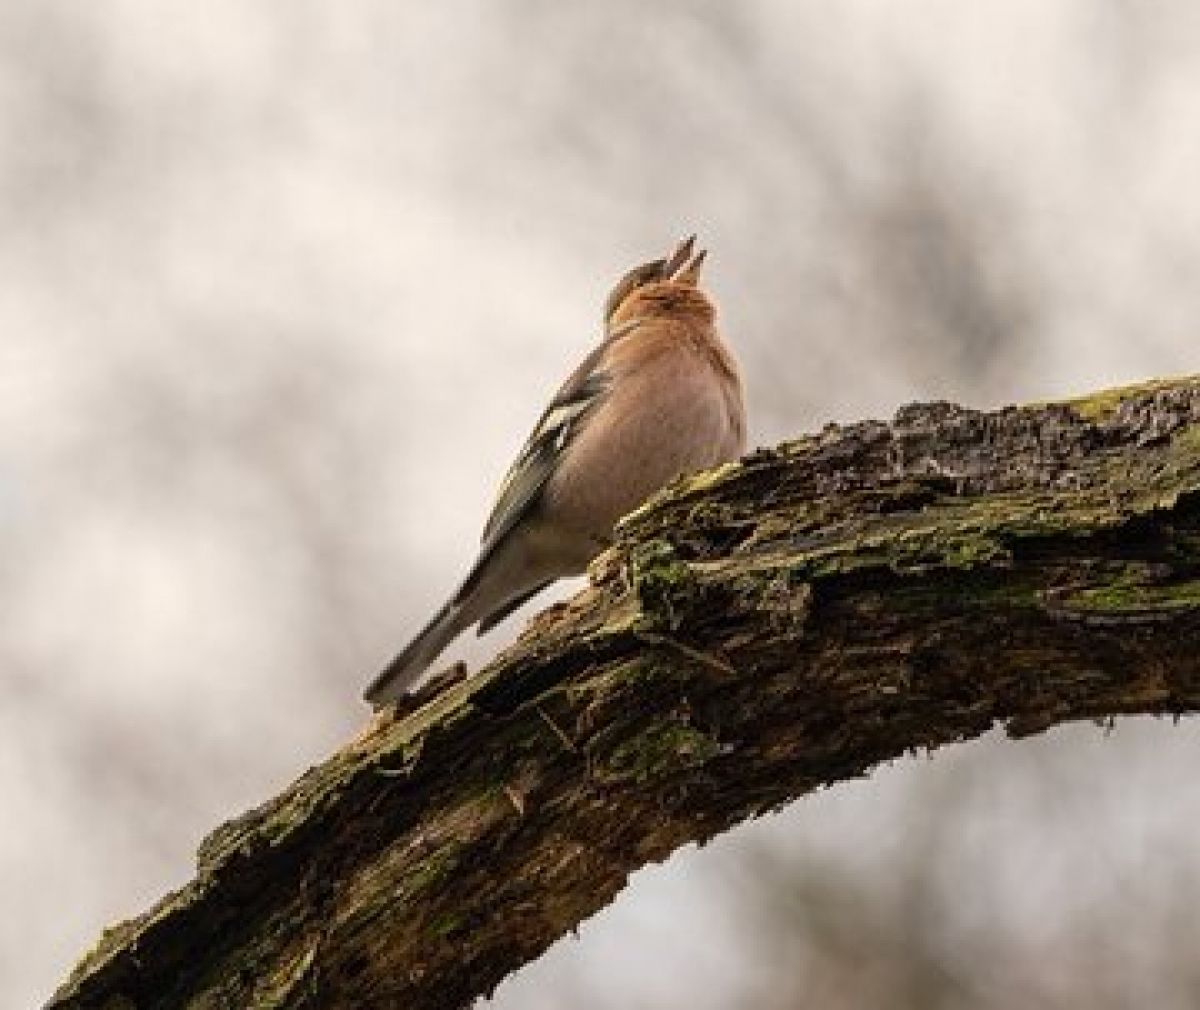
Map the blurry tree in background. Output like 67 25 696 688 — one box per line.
2 2 1199 1007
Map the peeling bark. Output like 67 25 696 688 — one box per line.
51 376 1200 1010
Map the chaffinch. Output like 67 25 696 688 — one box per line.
364 236 746 705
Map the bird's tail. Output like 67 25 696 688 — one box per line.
364 598 470 707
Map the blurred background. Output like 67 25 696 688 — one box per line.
3 2 1199 1007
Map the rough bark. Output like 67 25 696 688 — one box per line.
51 376 1200 1010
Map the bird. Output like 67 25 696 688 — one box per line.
364 236 746 706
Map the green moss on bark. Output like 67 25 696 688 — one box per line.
51 376 1200 1010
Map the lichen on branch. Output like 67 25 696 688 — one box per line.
52 376 1200 1010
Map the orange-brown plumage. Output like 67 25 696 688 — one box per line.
365 236 746 705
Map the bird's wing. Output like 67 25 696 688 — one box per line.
476 578 554 635
478 341 612 559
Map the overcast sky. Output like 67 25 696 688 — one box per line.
3 3 1199 1007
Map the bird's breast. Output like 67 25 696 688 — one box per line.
543 341 743 545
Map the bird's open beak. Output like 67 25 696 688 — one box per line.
672 247 707 286
661 235 696 279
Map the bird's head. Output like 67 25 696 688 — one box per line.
604 235 714 330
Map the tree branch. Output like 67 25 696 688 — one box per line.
52 377 1200 1009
